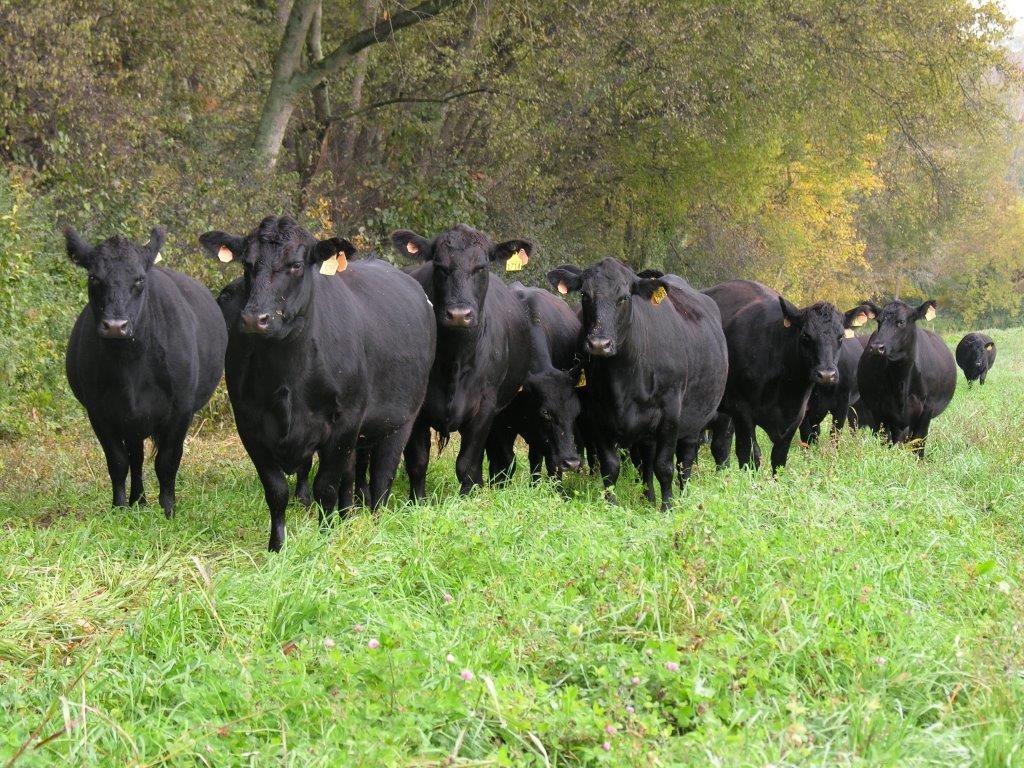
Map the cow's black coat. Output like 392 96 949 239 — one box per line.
202 216 435 550
65 227 227 517
857 299 956 457
955 332 996 386
704 280 868 471
799 335 869 444
547 259 728 509
393 225 532 497
486 283 583 482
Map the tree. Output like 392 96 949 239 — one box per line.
255 0 461 168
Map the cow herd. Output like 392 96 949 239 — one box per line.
62 217 997 551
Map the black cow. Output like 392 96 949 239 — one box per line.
485 283 583 482
704 280 870 471
393 225 532 497
64 227 227 517
857 299 956 457
216 277 312 506
799 331 871 444
955 332 996 386
547 259 728 510
201 216 435 551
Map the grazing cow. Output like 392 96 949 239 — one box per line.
955 332 996 386
64 227 227 517
393 225 532 497
546 259 728 510
704 279 870 471
857 299 956 457
201 216 435 551
799 334 870 444
216 277 312 506
485 283 584 482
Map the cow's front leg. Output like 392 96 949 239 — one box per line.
456 414 496 494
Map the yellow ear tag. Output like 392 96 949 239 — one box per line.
650 286 667 305
217 246 234 263
851 312 867 328
576 371 587 388
320 255 339 276
557 281 569 295
844 328 855 339
925 305 936 321
986 343 994 351
154 252 163 264
505 249 528 272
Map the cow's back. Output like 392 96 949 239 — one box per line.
515 285 580 369
915 327 956 416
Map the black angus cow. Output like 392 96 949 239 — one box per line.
704 279 870 471
485 283 583 482
955 332 996 386
201 216 435 551
393 225 532 497
857 299 956 457
64 227 227 517
799 328 872 445
216 277 312 506
547 259 728 510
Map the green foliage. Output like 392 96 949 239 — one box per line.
2 328 1024 764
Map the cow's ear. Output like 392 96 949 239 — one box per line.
843 304 871 329
143 227 166 269
199 231 245 264
64 226 94 269
985 342 995 351
632 277 670 306
779 297 803 328
311 237 356 275
861 301 882 320
635 268 664 279
490 238 533 268
547 265 583 295
391 230 433 261
914 300 937 322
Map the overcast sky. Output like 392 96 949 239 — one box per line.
1004 0 1024 23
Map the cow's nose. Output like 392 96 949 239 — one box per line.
444 306 474 327
586 336 614 356
561 456 582 472
868 342 886 357
813 367 839 385
241 312 270 333
99 318 130 338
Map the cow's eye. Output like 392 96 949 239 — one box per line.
617 295 629 306
134 277 145 288
801 333 812 343
897 319 906 328
288 262 303 273
540 409 551 420
471 265 487 275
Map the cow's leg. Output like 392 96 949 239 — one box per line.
127 438 146 506
403 420 431 502
733 415 758 470
769 433 795 473
294 458 313 507
89 416 129 508
980 371 987 386
595 437 622 505
456 416 496 494
831 407 848 439
909 418 931 459
154 416 191 519
653 432 678 511
369 420 416 509
676 437 700 490
337 449 357 515
252 458 289 552
311 447 346 526
527 442 544 482
485 421 516 485
709 414 733 470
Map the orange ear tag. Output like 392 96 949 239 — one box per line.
924 305 936 321
557 281 569 295
217 246 234 263
851 312 867 328
650 286 667 305
783 318 792 328
320 253 348 276
844 328 855 339
406 242 419 255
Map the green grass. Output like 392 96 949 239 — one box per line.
2 330 1024 767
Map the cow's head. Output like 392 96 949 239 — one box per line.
778 297 864 386
392 225 532 331
961 335 994 378
65 226 165 341
523 362 583 473
865 300 936 360
546 258 668 358
200 216 355 339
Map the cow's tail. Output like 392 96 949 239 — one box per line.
436 430 451 455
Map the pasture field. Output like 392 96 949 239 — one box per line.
2 330 1024 767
